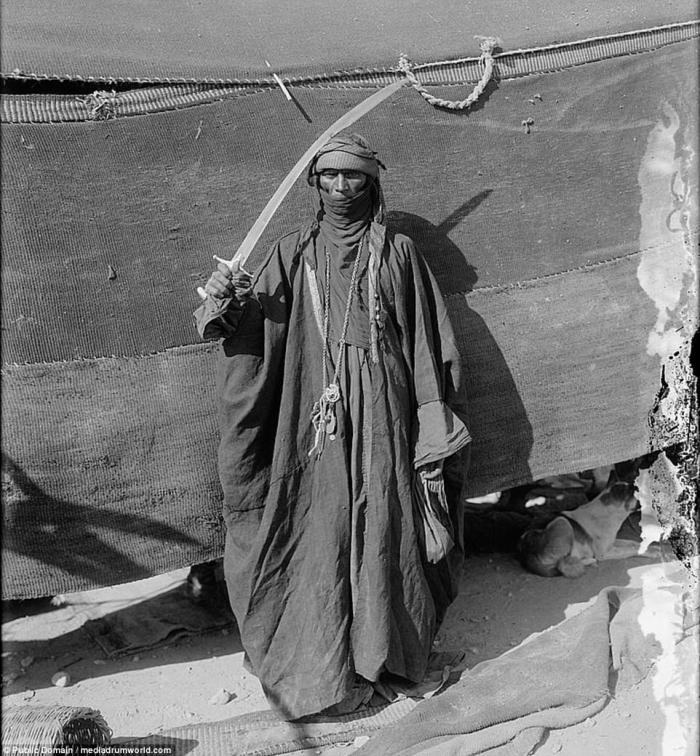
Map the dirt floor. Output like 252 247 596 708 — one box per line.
2 550 698 756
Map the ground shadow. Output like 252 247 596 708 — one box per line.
2 581 240 693
388 199 534 496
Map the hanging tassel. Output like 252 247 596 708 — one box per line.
308 385 340 458
308 400 326 458
367 222 385 365
370 317 380 365
413 468 454 563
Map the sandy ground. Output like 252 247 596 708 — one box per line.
2 551 698 756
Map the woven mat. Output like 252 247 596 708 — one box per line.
126 698 417 756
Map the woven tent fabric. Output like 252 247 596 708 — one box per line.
1 347 225 597
1 4 698 598
2 0 698 80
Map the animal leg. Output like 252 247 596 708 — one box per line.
598 539 662 561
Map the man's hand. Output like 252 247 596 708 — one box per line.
417 460 444 480
204 260 253 301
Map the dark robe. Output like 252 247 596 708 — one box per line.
194 225 471 719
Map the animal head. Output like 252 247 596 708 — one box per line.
595 481 638 514
517 517 575 577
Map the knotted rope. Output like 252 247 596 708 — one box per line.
78 90 118 120
398 36 501 111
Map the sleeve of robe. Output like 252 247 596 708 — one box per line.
391 234 471 472
390 234 471 611
193 289 252 342
192 237 297 514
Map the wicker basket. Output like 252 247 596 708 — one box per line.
2 704 112 751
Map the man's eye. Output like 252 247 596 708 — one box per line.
319 170 364 180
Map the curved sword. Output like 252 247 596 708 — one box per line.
197 79 405 299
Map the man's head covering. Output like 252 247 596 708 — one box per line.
308 132 385 180
301 132 389 364
306 132 387 231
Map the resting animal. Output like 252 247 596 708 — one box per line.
517 481 653 578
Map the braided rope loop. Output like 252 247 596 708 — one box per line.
398 36 501 110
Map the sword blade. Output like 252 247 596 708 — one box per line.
198 79 405 298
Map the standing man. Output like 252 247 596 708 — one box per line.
195 132 471 719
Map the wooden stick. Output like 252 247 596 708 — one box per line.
265 60 292 101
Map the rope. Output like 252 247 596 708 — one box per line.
398 36 501 111
76 90 118 120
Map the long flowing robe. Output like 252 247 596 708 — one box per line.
195 223 471 719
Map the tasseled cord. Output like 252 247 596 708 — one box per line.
413 468 454 563
367 221 384 365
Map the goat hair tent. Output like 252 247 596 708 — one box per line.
1 1 698 598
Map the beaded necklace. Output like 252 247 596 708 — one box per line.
309 233 367 458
